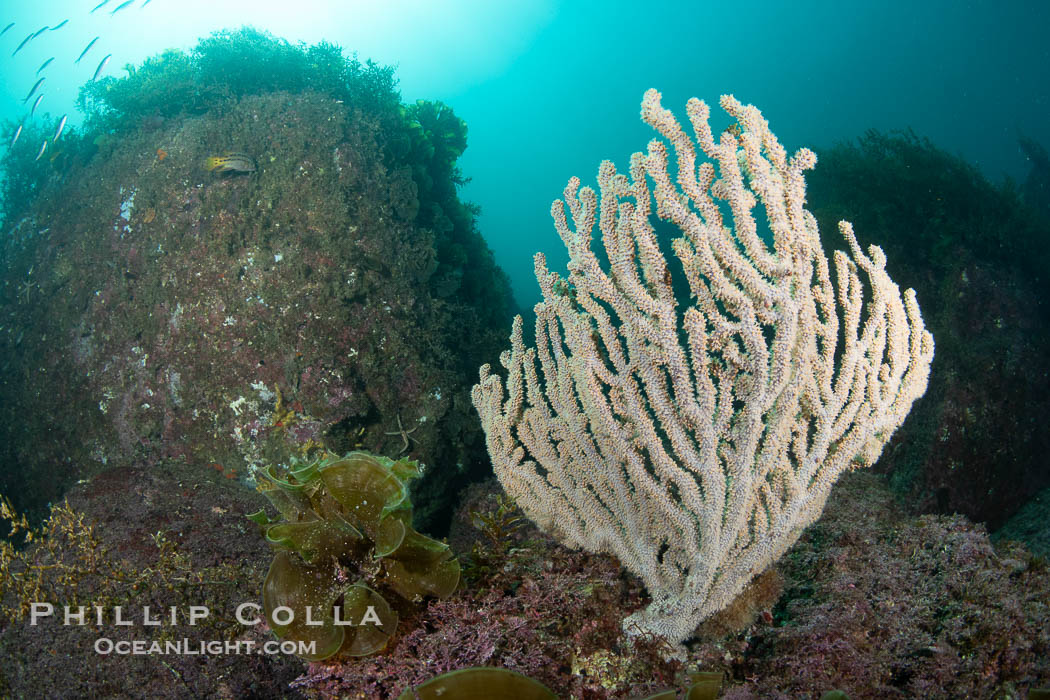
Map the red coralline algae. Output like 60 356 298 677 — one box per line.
0 90 511 531
719 471 1050 698
291 482 684 699
293 474 1049 699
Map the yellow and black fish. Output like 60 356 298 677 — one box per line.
204 153 257 174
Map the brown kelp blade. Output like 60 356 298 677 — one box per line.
397 667 557 700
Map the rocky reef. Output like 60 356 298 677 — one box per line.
0 28 514 531
3 27 1048 700
807 129 1050 532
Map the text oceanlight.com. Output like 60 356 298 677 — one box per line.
94 638 315 656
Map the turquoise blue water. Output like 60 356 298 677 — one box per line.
1 0 1047 306
1 4 1048 697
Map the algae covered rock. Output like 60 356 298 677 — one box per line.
0 30 514 529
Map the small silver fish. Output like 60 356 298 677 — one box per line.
31 26 49 39
0 22 13 36
91 0 110 12
110 0 134 14
49 19 69 30
92 54 111 81
76 36 99 64
22 77 44 103
12 32 32 56
53 115 67 142
31 93 43 116
37 57 54 75
10 124 22 147
34 140 47 162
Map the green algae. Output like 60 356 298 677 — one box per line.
251 450 459 660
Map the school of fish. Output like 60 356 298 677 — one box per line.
3 0 155 158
